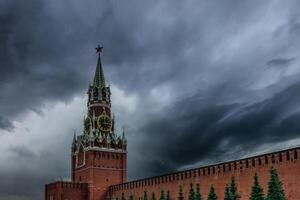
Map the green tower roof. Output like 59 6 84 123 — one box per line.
93 52 106 88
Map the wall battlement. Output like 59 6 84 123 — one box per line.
45 181 89 200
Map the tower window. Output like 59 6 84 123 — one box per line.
286 152 290 160
265 156 268 164
252 159 255 167
246 160 249 168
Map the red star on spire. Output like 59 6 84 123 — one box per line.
95 45 103 54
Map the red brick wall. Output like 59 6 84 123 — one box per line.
73 149 127 200
110 148 300 200
45 182 88 200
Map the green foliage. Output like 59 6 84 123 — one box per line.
266 167 287 200
178 185 184 200
152 192 157 200
207 185 217 200
166 190 171 200
129 192 134 200
144 190 148 200
160 190 166 200
229 176 240 200
189 183 195 200
195 184 203 200
224 184 230 200
249 173 264 200
122 192 126 200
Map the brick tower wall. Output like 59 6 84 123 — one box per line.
109 147 300 200
45 181 88 200
73 149 127 200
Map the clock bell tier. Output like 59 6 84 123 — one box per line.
72 46 126 153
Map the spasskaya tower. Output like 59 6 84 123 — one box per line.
69 46 127 200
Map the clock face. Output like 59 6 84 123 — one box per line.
97 114 112 132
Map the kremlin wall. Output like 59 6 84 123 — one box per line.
109 146 300 200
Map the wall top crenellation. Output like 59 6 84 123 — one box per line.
109 145 300 192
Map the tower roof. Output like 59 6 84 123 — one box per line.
93 46 106 88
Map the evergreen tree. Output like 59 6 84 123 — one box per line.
122 192 126 200
195 183 203 200
152 192 157 200
224 184 230 200
207 185 217 200
144 190 148 200
129 192 134 200
249 173 264 200
160 190 166 200
166 190 171 200
178 185 184 200
266 167 286 200
189 183 195 200
229 176 240 200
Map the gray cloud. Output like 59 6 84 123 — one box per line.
1 0 300 199
0 116 14 131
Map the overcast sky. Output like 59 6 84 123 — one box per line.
1 0 300 199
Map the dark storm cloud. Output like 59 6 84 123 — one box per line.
267 57 296 67
132 81 300 178
1 0 300 199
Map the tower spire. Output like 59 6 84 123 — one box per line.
93 45 106 88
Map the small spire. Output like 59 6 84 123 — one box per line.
122 126 126 142
93 45 106 88
72 131 76 144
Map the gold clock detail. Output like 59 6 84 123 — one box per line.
97 112 112 132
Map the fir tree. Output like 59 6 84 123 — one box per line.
229 176 240 200
178 185 184 200
129 192 134 200
160 190 166 200
224 184 230 200
207 185 217 200
152 192 157 200
122 192 126 200
144 190 148 200
266 167 286 200
166 190 171 200
195 183 203 200
189 183 195 200
249 173 264 200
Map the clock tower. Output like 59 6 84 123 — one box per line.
71 46 127 200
